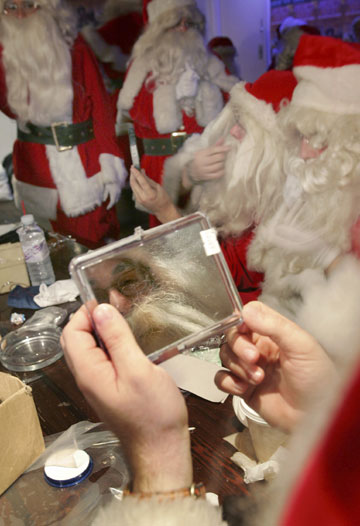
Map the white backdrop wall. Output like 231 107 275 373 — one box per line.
198 0 271 82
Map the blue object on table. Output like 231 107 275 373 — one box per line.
7 285 40 309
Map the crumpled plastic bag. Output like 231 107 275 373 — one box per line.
34 279 79 307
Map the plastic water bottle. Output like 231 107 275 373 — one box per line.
17 214 55 286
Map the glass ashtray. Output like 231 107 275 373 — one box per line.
0 307 66 372
1 329 63 372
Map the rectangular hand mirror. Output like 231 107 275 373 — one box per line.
69 212 243 364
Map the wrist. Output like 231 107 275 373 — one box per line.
156 202 181 224
123 482 206 500
130 427 193 493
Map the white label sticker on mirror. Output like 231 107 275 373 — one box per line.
200 229 220 256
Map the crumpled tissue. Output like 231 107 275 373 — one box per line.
224 430 288 484
34 279 79 307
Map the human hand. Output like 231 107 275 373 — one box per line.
61 304 192 492
130 166 181 223
215 301 336 432
183 138 231 187
103 181 120 209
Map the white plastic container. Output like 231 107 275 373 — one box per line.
17 214 55 286
232 396 288 462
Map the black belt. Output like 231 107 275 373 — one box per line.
17 120 94 152
142 132 191 156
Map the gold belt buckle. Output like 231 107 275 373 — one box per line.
51 122 73 152
171 131 187 152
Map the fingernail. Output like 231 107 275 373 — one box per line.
250 368 263 383
244 347 257 361
233 378 247 394
94 304 114 323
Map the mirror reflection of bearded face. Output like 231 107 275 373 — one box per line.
88 249 221 356
0 4 74 125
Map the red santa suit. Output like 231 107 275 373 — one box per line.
117 0 238 227
0 33 127 248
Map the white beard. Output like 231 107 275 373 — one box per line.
193 111 284 237
0 9 73 126
146 28 207 88
247 144 360 322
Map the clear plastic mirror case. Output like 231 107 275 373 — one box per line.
69 212 242 364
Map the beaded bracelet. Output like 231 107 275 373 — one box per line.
123 482 206 501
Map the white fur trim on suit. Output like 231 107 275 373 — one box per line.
98 153 128 205
292 64 360 115
153 84 182 133
206 54 238 93
46 145 103 217
118 56 150 112
99 153 127 187
91 495 225 526
195 80 223 128
295 254 360 362
12 178 58 220
230 82 277 132
163 132 205 203
147 0 196 24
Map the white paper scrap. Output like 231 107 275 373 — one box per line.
160 353 228 403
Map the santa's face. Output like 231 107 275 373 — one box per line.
281 108 360 195
2 0 39 19
300 136 327 160
169 16 201 33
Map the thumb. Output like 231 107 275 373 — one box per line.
242 301 322 360
214 137 225 146
92 304 147 370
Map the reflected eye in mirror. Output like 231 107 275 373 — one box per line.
108 289 132 315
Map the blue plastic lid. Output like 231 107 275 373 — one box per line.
44 450 93 488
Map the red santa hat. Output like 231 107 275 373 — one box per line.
208 36 236 54
245 69 297 113
291 34 360 115
227 70 297 133
142 0 196 25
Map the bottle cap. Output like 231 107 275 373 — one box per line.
21 214 35 226
44 449 93 488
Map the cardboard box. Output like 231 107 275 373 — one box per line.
0 242 30 293
0 372 45 495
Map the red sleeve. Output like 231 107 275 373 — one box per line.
0 45 16 119
127 73 158 137
72 35 124 158
98 12 143 54
220 230 263 304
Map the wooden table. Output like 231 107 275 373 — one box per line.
0 235 250 523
